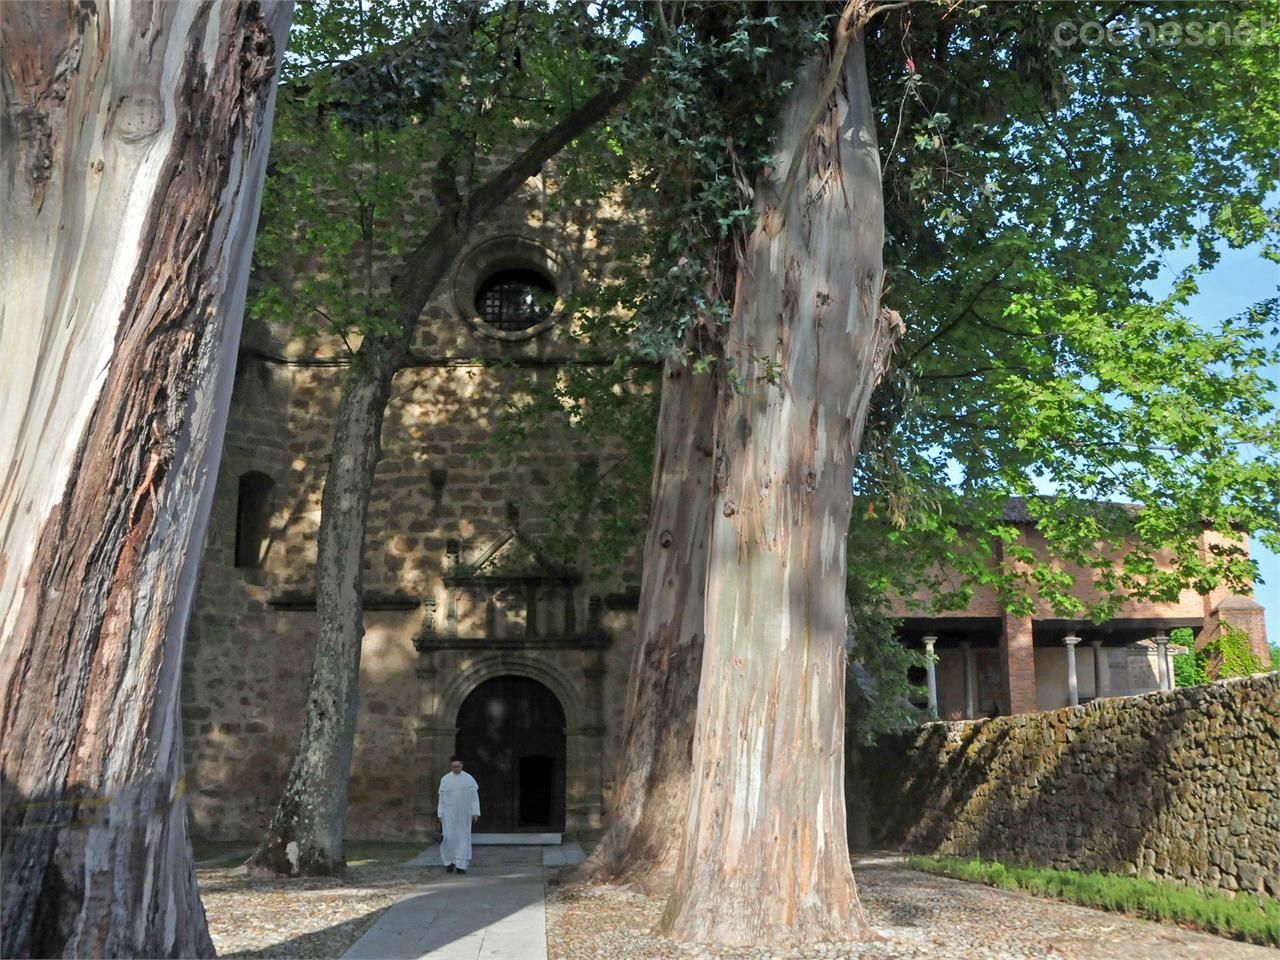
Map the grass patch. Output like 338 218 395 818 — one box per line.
906 855 1280 947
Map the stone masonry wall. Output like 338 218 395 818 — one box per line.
864 673 1280 897
182 169 646 842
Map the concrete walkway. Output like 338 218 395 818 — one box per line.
340 844 583 960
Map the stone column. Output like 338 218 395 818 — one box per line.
923 636 938 716
1064 634 1080 707
961 641 976 720
1090 639 1105 700
1000 611 1038 714
1155 632 1171 691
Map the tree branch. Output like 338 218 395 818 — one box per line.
918 364 1032 380
773 0 914 221
772 0 862 221
465 52 649 224
901 258 1014 365
385 50 649 353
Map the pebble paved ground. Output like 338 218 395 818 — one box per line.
201 849 1276 960
200 845 559 959
199 859 425 959
545 854 1276 960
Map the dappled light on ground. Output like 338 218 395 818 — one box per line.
545 856 1275 960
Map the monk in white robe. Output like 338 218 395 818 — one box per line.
437 757 480 873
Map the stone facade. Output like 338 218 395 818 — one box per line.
860 673 1280 897
182 181 644 842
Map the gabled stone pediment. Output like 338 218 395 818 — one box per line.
444 524 579 587
419 508 599 648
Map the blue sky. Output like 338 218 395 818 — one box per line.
1150 243 1279 644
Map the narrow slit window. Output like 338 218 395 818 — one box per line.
235 471 275 569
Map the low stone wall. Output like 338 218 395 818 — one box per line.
863 673 1280 897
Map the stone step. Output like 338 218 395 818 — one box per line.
472 832 561 845
404 843 573 869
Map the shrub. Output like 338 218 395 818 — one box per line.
1171 626 1206 687
1172 623 1264 687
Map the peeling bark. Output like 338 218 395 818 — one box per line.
0 2 289 957
660 19 901 945
581 359 715 886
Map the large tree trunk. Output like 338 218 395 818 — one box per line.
247 290 443 877
582 359 715 886
0 2 289 956
659 21 900 946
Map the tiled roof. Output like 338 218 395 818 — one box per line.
1000 496 1141 524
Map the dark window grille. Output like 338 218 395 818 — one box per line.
474 269 555 332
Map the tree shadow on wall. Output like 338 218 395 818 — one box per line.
865 719 1016 854
968 693 1204 876
886 688 1236 888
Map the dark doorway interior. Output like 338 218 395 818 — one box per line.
455 676 566 832
518 756 555 825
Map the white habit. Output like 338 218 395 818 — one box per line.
437 770 480 869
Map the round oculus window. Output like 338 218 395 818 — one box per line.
473 268 556 333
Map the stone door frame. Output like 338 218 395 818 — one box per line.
414 650 605 838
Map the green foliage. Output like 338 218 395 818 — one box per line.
1170 626 1207 687
489 358 660 583
613 6 826 362
258 2 1280 697
250 0 642 344
1206 623 1266 679
1173 622 1265 685
1173 653 1206 688
906 855 1280 946
492 4 830 578
250 1 461 340
253 0 656 585
850 1 1280 622
501 1 1280 674
847 577 928 743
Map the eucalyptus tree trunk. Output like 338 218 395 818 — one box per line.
582 359 716 886
660 21 901 946
0 2 288 956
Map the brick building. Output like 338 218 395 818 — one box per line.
889 504 1270 721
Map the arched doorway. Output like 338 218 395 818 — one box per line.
454 676 566 832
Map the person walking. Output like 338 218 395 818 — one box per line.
437 756 480 874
